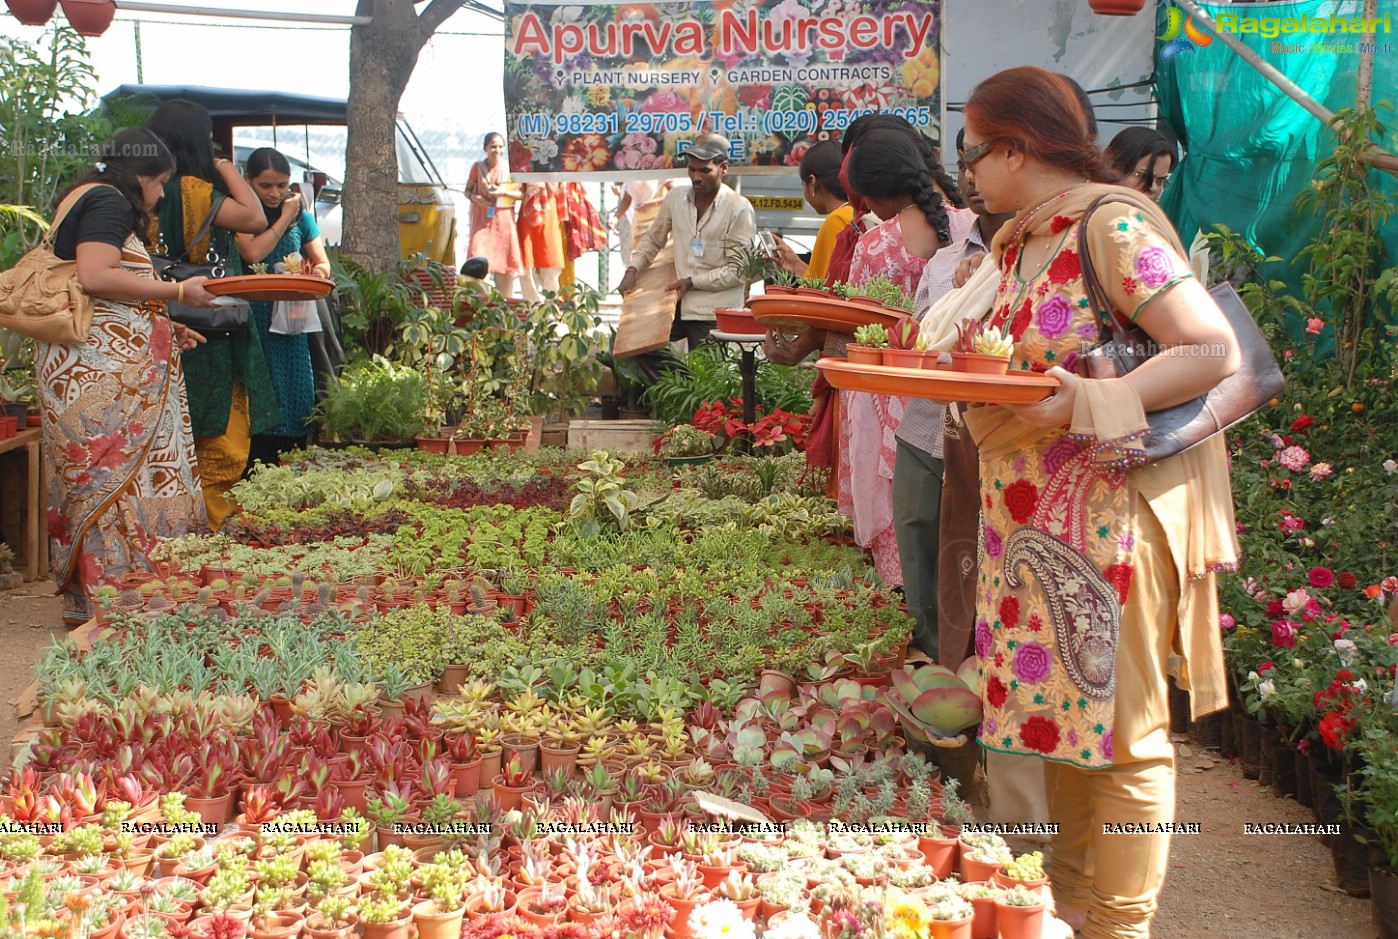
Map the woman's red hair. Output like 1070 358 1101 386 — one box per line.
964 67 1115 183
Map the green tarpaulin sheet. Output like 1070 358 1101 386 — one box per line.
1155 0 1398 307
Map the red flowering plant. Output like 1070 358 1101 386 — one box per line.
1208 158 1397 762
688 399 811 455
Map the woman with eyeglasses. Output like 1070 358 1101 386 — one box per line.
1104 127 1178 201
922 67 1239 939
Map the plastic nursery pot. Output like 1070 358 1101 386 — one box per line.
961 889 999 939
449 757 483 797
713 307 764 335
992 870 1048 892
539 739 580 777
844 344 883 365
514 887 567 927
949 352 1010 375
926 912 974 939
5 1 59 27
246 910 304 939
355 910 412 939
918 834 959 880
880 348 939 370
993 899 1045 939
411 900 466 939
958 850 1002 885
491 776 534 813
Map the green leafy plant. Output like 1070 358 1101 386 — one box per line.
314 355 429 443
568 451 650 536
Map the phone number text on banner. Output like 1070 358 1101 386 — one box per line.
502 0 942 178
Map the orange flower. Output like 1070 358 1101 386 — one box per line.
1364 585 1383 599
1352 402 1365 412
562 134 611 172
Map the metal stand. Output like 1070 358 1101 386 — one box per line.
710 330 766 454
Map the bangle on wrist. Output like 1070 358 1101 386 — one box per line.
177 282 185 304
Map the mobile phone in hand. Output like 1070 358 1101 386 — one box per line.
758 230 780 256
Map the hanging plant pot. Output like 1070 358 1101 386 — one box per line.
1088 0 1146 13
59 0 116 36
6 0 57 25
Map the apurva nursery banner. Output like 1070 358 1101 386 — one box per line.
502 0 942 179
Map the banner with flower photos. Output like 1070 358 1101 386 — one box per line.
502 0 942 180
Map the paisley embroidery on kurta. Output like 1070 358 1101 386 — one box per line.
1002 527 1121 700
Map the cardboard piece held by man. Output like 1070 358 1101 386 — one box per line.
614 200 677 359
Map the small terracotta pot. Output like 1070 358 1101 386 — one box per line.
411 900 465 939
845 344 883 365
992 899 1046 939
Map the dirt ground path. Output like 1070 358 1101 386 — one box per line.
0 584 1378 938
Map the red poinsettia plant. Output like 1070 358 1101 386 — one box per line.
689 399 811 453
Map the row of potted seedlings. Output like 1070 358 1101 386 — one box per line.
0 761 1052 939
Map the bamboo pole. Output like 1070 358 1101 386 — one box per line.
1357 0 1377 111
1170 0 1397 177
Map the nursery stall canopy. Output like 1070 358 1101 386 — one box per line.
1156 0 1398 303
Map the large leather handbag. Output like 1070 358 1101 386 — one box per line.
0 183 108 344
1076 193 1285 463
150 191 251 337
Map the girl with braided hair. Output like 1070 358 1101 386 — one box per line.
830 126 974 591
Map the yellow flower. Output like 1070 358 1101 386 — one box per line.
887 896 928 939
902 47 940 100
587 85 612 107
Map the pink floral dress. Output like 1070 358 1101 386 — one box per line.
838 210 975 587
976 201 1193 768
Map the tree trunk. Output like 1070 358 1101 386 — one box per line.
342 0 464 273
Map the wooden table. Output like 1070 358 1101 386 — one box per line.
0 427 46 582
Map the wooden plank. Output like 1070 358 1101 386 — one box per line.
613 201 677 359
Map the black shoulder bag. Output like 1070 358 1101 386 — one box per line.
1076 193 1285 463
150 190 251 338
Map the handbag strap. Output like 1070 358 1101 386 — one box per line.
1075 192 1146 349
41 183 117 248
170 190 227 264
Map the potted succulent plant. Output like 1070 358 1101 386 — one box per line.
950 317 1013 374
354 891 412 939
304 895 355 939
847 323 888 365
993 884 1047 939
491 752 535 812
885 662 984 794
994 850 1047 891
411 879 466 939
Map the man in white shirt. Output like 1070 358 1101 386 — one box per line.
617 132 757 352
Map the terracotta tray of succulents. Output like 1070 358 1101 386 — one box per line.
817 357 1060 405
203 274 335 302
750 291 912 335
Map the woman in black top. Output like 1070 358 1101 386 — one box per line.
38 128 217 625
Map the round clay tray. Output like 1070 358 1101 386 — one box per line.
749 295 911 335
203 274 335 302
817 357 1058 405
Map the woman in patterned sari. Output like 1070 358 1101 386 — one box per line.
903 67 1240 939
38 129 217 625
146 100 278 529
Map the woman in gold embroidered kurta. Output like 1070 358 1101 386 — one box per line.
951 68 1241 939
